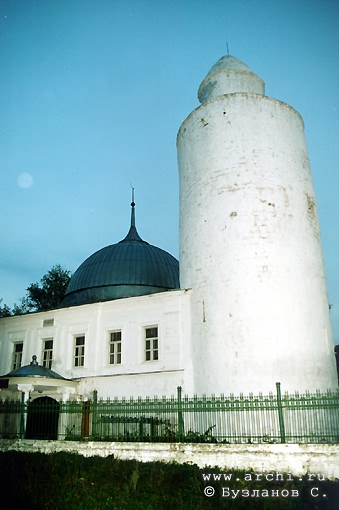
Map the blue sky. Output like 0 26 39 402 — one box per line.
0 0 338 342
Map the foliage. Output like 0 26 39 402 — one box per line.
11 298 30 316
1 264 72 316
0 451 338 510
0 299 11 318
23 264 71 312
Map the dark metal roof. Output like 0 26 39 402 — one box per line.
3 356 67 380
62 202 179 307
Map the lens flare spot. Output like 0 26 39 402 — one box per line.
17 173 33 189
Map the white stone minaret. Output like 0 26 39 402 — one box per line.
177 55 338 395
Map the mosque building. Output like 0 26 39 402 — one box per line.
0 55 337 409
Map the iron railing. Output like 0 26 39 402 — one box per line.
0 384 338 444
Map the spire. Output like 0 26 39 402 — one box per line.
119 188 147 243
131 187 136 227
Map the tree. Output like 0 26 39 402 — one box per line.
11 298 30 316
22 264 72 312
1 265 72 316
0 299 12 318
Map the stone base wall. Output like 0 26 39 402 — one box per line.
0 440 339 480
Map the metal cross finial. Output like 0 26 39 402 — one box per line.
130 185 136 228
130 184 135 207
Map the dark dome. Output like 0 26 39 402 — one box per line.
62 203 179 307
3 355 66 380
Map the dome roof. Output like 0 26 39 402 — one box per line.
3 356 67 380
62 201 179 307
198 54 265 103
205 55 251 73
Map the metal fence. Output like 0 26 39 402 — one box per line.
0 384 338 444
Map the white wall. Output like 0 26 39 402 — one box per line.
178 89 337 395
1 440 339 480
0 289 192 399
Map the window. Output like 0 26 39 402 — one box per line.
43 319 54 327
145 326 158 361
74 335 85 367
12 342 23 370
109 331 122 365
42 338 53 369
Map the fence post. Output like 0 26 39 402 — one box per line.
19 393 25 438
91 390 98 438
177 386 184 441
276 382 286 443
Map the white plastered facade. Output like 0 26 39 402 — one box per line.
177 56 338 395
0 290 192 400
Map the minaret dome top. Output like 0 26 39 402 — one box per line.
198 55 265 104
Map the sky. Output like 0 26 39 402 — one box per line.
0 0 338 341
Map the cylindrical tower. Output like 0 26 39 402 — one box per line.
177 55 337 395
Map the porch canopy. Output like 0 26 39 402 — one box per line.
0 355 78 400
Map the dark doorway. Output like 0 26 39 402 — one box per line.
26 396 60 440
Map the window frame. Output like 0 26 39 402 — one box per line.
145 326 158 362
42 338 54 369
74 335 85 367
12 342 23 370
108 330 122 365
